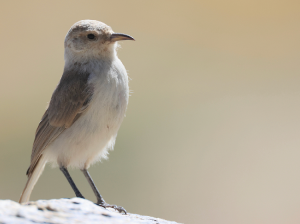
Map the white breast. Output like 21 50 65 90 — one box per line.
44 58 129 170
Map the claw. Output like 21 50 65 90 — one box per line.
97 202 127 214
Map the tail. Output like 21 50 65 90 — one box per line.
19 156 47 203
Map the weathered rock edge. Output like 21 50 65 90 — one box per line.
0 198 180 224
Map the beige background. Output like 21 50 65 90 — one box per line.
1 1 300 224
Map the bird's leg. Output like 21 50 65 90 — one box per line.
81 169 127 214
59 166 84 199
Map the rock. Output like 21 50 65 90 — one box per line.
0 198 180 224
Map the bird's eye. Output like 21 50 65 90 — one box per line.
87 34 95 40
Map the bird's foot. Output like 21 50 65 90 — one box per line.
76 194 85 199
96 202 127 214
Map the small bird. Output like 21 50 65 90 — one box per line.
19 20 134 214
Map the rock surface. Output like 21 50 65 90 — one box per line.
0 198 180 224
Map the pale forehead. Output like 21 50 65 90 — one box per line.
68 20 111 34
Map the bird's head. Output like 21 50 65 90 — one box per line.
64 20 134 62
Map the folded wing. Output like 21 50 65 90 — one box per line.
27 69 93 175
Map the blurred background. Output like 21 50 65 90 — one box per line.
0 1 300 224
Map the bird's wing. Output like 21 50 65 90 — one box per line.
27 69 93 175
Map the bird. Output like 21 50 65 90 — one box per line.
19 20 134 214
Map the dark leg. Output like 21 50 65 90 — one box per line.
60 166 84 199
81 169 127 214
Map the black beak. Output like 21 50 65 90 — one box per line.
110 33 135 42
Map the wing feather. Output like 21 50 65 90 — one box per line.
27 69 93 175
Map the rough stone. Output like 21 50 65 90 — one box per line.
0 198 180 224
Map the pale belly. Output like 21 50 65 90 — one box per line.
44 68 129 169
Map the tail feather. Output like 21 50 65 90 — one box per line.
19 156 47 203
